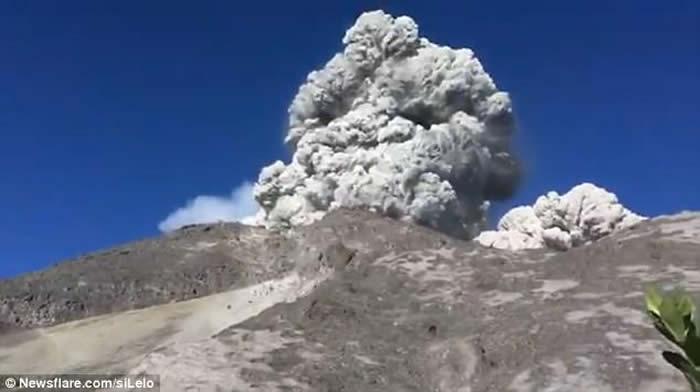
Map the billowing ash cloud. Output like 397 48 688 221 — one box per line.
158 182 261 232
475 183 646 251
253 10 520 239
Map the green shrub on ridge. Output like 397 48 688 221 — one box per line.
645 285 700 391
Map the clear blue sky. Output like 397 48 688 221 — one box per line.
1 1 698 278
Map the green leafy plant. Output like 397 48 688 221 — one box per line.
645 285 700 391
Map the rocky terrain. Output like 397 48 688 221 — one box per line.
1 208 699 391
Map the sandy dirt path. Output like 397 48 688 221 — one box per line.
0 272 321 374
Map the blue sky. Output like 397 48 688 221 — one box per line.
1 1 698 278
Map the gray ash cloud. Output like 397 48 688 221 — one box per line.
253 10 520 239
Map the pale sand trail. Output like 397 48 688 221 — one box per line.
0 272 323 374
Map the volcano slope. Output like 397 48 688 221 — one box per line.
1 209 699 391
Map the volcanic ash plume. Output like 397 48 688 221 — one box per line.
475 183 646 251
252 10 520 239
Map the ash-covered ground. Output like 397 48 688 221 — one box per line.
1 209 699 391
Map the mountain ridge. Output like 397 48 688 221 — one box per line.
2 209 699 391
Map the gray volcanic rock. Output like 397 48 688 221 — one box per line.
1 209 699 391
0 222 297 329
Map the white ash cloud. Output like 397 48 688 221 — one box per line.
158 182 261 232
252 10 520 239
475 183 646 251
